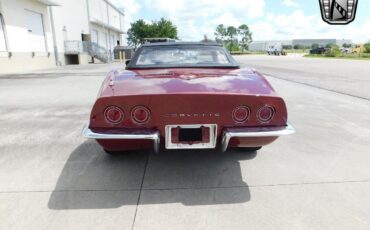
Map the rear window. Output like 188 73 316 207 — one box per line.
128 45 239 69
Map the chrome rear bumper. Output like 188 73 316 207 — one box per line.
82 124 161 153
221 123 295 152
83 123 294 153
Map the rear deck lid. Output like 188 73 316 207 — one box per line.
100 68 277 97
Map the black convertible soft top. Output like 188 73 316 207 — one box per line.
126 42 240 69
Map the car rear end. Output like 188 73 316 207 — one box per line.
83 42 294 153
83 93 293 153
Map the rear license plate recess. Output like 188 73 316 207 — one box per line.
165 124 217 149
179 128 202 142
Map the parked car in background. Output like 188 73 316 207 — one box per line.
340 48 352 54
82 42 295 154
267 44 287 56
310 47 330 54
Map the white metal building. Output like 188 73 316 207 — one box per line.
249 40 292 52
0 0 124 74
292 39 352 47
249 39 353 52
88 0 124 50
53 0 125 65
0 0 56 73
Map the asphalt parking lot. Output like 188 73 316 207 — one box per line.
0 56 369 230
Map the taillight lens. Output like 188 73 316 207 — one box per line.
232 106 250 123
104 106 124 124
131 106 151 124
257 105 275 123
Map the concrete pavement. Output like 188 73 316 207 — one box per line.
0 57 369 229
235 55 370 100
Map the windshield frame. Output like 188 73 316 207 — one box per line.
126 43 240 69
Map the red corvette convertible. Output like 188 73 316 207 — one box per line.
83 42 294 154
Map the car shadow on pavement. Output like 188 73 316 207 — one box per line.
48 140 255 210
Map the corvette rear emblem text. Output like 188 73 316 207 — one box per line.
162 113 221 118
319 0 358 25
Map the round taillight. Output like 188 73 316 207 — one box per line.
257 105 275 123
232 106 250 123
104 106 124 124
131 106 151 124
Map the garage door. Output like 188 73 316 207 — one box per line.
92 29 98 43
0 14 6 52
99 31 107 48
25 10 46 52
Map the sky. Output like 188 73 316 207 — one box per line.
110 0 370 43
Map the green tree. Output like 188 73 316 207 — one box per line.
311 43 320 49
226 26 238 40
364 43 370 53
225 26 238 51
238 24 252 51
127 18 178 48
152 18 178 38
228 43 241 52
325 44 341 57
214 23 253 52
294 44 304 49
127 19 149 48
214 24 227 44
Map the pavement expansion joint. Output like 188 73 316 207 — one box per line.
131 152 151 230
1 179 369 194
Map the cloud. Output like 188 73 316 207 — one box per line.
251 10 370 43
282 0 299 7
143 0 265 40
109 0 141 29
212 12 242 27
145 0 265 19
108 0 369 43
109 0 142 44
